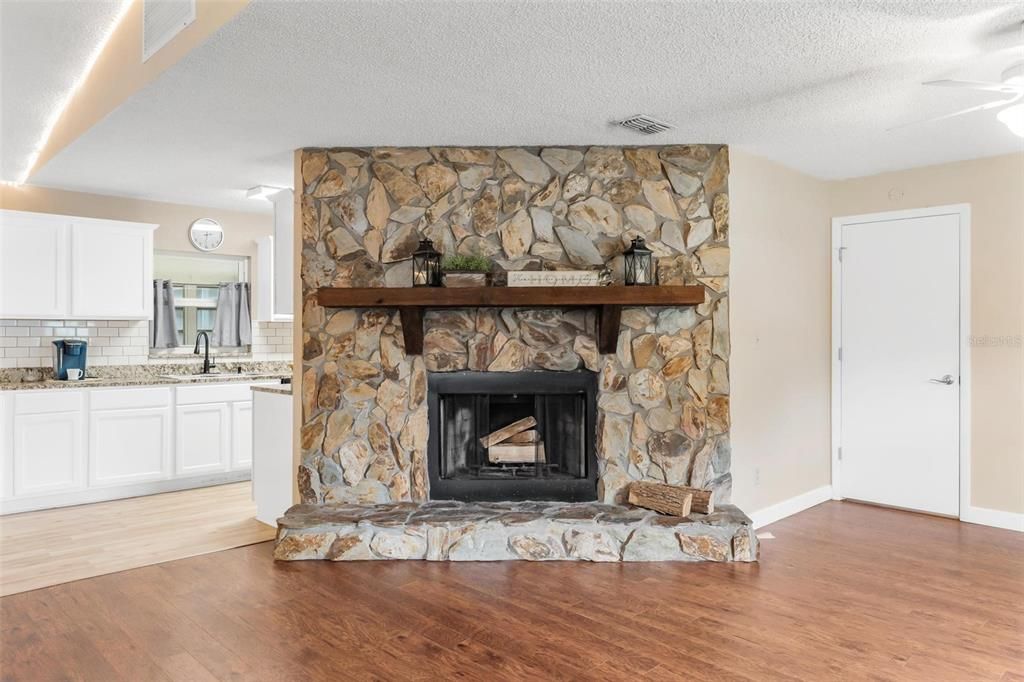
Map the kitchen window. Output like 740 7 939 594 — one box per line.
152 251 250 354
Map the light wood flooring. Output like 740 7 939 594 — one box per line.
0 482 275 596
1 500 1021 681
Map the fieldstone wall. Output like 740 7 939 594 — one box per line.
298 145 731 507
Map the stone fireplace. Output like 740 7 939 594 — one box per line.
280 144 756 562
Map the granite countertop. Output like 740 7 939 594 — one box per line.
0 362 292 392
252 385 292 396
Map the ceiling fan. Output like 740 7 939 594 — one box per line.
918 60 1024 137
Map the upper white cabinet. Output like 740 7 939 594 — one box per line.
71 221 153 319
0 210 156 320
253 234 293 322
0 211 69 318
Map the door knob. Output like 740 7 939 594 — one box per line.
929 374 955 385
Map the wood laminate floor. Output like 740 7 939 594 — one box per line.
1 500 1021 681
0 482 275 597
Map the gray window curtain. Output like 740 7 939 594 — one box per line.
211 282 252 347
151 279 178 348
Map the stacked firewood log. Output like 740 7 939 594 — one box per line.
480 417 545 463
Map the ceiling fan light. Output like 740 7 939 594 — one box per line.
996 104 1024 138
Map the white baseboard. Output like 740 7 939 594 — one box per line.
961 506 1024 532
750 485 833 529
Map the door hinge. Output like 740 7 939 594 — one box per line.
837 247 847 263
838 347 843 362
838 446 842 461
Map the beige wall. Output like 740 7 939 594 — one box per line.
830 153 1024 515
1 184 273 309
0 183 272 262
729 151 833 513
731 151 1023 518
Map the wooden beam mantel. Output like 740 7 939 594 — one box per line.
315 285 704 355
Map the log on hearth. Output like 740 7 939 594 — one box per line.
479 417 537 448
628 482 715 516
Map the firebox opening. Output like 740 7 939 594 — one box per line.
427 370 598 502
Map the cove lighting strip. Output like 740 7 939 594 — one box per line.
7 0 134 186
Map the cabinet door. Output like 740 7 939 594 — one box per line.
0 212 69 318
90 407 171 486
13 411 84 495
231 401 253 470
175 403 229 475
70 222 152 319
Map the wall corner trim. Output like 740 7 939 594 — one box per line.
962 506 1024 533
750 485 833 529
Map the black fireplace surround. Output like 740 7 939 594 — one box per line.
427 370 598 502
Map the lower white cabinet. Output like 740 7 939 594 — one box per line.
90 407 172 486
231 402 253 469
176 403 231 475
0 380 278 513
90 387 172 487
14 410 84 496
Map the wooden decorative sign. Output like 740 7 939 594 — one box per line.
506 271 602 287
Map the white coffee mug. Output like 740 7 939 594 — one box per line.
66 368 83 381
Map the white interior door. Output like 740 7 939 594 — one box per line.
838 209 963 516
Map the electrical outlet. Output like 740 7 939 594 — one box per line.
754 468 761 486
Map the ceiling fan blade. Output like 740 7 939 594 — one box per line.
888 98 1018 131
923 79 1022 94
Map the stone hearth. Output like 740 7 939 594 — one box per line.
275 500 757 562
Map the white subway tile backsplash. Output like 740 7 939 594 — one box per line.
1 319 292 368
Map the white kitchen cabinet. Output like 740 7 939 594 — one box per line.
0 380 279 513
231 401 253 470
70 221 153 319
0 211 69 318
89 387 172 486
0 209 156 320
12 392 85 496
175 402 231 475
252 388 294 525
253 235 293 322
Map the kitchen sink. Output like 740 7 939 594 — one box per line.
158 372 279 381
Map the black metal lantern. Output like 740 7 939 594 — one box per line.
623 237 654 286
412 239 442 287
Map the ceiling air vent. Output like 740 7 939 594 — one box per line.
143 0 196 62
617 115 674 135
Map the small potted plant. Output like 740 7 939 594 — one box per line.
442 254 494 287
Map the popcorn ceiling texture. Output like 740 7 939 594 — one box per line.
298 145 731 507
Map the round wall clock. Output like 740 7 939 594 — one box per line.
189 218 225 252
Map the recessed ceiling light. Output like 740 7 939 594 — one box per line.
246 185 287 200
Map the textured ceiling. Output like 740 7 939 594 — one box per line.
0 0 126 183
24 0 1024 211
